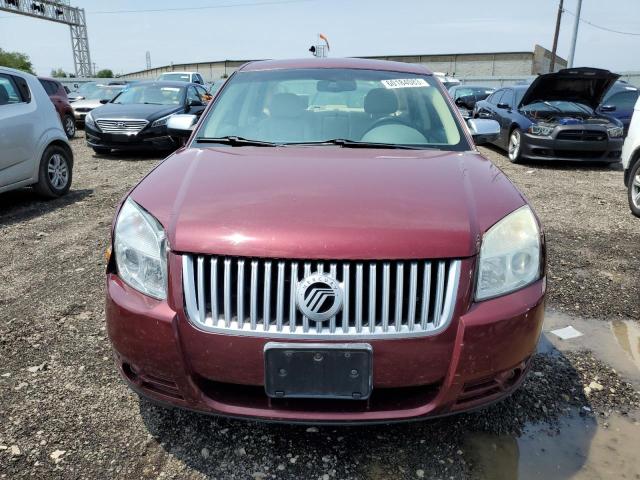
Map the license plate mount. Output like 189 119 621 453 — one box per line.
264 343 372 400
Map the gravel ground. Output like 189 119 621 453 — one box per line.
1 134 639 479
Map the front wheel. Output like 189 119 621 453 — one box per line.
63 114 76 139
34 145 73 198
507 128 523 163
628 160 640 218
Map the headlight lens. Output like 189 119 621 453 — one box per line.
607 126 624 138
114 198 168 299
151 113 174 128
476 206 541 301
528 124 554 136
85 112 98 130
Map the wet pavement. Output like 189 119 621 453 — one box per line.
464 310 640 480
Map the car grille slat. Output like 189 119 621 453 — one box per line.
95 118 148 134
183 255 460 338
556 129 607 141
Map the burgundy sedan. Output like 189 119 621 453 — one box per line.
106 58 545 423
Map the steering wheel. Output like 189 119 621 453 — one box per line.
360 116 418 139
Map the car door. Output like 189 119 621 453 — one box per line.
0 73 37 188
186 86 206 116
496 88 515 147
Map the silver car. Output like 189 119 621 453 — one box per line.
72 85 124 124
0 66 73 197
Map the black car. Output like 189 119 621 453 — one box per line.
473 68 624 163
448 85 494 118
84 81 209 154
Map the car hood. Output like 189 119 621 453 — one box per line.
71 99 103 109
90 103 181 120
129 147 527 259
519 67 620 110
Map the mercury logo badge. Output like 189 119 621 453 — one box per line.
296 272 343 322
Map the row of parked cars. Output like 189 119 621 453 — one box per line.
2 64 640 217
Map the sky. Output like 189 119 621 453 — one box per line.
0 0 639 76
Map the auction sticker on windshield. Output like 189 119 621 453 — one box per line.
381 78 429 89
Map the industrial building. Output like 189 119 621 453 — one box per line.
119 44 567 82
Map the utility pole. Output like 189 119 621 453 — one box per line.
567 0 582 68
550 0 564 72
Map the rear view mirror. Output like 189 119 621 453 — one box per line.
467 119 500 145
167 114 198 138
317 79 357 92
99 99 110 104
600 104 617 113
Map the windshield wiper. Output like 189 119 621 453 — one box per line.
194 136 279 147
284 139 429 150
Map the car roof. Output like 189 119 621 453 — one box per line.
128 80 194 88
239 57 433 75
0 66 34 78
159 71 198 75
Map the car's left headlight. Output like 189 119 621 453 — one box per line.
114 198 168 299
85 112 99 130
151 113 175 128
528 124 554 136
607 126 624 138
476 206 542 301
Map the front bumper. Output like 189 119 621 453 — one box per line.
520 129 623 162
85 124 177 151
106 255 545 423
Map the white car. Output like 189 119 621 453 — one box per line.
156 71 205 85
0 67 73 197
622 95 640 217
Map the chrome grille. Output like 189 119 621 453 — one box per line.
95 118 148 134
182 255 461 338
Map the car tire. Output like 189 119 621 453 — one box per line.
507 128 523 163
63 114 76 139
34 145 73 198
628 160 640 218
93 147 111 155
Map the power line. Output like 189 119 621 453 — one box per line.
564 8 640 36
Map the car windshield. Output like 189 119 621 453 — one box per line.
521 100 594 115
196 68 466 149
75 82 99 96
112 85 184 105
86 87 123 101
159 73 191 82
453 87 493 99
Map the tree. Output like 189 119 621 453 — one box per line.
95 69 114 78
0 48 34 74
51 68 68 78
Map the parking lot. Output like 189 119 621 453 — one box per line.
1 133 639 479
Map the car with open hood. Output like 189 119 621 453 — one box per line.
474 67 624 163
105 58 545 423
84 81 209 154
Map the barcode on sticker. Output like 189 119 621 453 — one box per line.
381 78 429 89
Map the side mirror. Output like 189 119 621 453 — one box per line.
467 119 500 145
600 104 616 113
186 99 204 111
167 114 198 138
496 102 510 110
99 99 110 104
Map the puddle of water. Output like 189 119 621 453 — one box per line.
465 412 640 480
611 319 640 372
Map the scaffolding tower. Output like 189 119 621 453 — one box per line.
0 0 93 77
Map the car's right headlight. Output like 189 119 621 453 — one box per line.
114 198 168 299
528 124 554 136
476 206 542 301
85 112 99 130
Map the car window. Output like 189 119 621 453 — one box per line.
197 68 468 150
489 90 504 105
38 79 55 95
113 85 184 105
187 86 202 103
501 89 514 107
605 91 639 111
159 73 191 82
196 85 209 100
0 74 25 105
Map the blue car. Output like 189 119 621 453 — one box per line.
598 81 639 135
474 67 625 163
